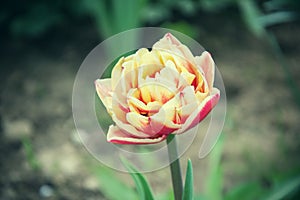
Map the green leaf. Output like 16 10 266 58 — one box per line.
262 175 300 200
258 11 298 27
121 157 155 200
182 159 194 200
92 165 138 200
237 0 267 38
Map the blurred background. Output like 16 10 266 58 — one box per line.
1 0 300 199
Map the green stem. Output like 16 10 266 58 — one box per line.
167 134 183 200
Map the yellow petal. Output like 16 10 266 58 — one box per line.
134 48 149 64
111 57 125 89
111 95 129 122
195 91 208 102
139 82 175 104
127 95 148 113
150 93 181 130
126 112 149 130
178 71 195 87
140 50 162 66
153 33 196 66
137 64 164 85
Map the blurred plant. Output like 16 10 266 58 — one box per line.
76 0 147 38
92 164 138 200
1 1 69 38
22 137 40 171
237 0 300 109
203 135 224 200
1 0 147 39
90 134 300 200
163 21 199 39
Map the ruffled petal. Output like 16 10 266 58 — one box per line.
175 88 220 134
107 125 167 144
111 113 150 138
95 79 113 112
150 106 181 135
195 51 215 91
153 33 196 65
111 57 125 90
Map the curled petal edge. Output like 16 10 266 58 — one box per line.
175 87 220 134
195 51 215 91
95 79 113 112
107 125 168 144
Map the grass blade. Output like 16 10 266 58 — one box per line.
121 157 155 200
182 159 193 200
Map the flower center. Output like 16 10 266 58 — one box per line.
128 82 175 117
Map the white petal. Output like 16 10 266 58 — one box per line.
195 51 215 90
107 125 167 144
95 79 113 112
111 114 150 138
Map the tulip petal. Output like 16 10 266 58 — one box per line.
126 112 149 131
137 81 176 104
153 33 196 65
149 94 182 135
175 88 220 134
111 57 125 90
137 64 164 85
112 96 130 122
150 106 181 133
195 51 215 90
107 125 167 144
140 50 162 66
134 48 150 65
111 114 150 138
128 94 161 115
176 86 199 123
95 79 113 112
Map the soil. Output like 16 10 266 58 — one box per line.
1 14 300 199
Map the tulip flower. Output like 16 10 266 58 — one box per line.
95 33 220 144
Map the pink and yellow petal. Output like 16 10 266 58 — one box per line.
111 114 150 138
195 51 215 90
175 88 220 134
153 33 198 67
107 125 167 144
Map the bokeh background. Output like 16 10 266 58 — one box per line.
1 0 300 199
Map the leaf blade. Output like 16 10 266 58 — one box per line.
121 157 155 200
182 159 194 200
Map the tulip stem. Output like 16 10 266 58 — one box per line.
167 134 183 200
